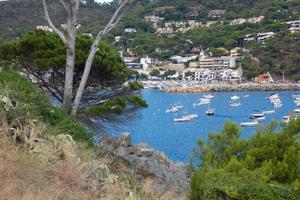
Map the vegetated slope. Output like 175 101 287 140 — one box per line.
0 71 158 200
0 0 113 42
242 32 300 80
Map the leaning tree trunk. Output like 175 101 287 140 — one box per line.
71 0 131 117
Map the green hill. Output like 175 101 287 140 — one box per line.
1 0 300 79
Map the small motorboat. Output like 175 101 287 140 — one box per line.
175 105 183 109
244 95 250 98
256 116 266 122
173 114 198 122
293 95 300 98
229 102 241 107
250 113 265 118
262 110 275 115
206 108 215 116
203 94 214 99
230 95 240 101
294 109 300 113
274 103 283 108
174 116 190 122
240 121 259 127
166 107 178 113
282 115 291 123
188 114 199 119
267 93 279 100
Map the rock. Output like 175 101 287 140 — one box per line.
95 164 111 182
98 134 190 197
120 132 132 147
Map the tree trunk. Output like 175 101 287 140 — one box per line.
71 44 97 117
62 45 75 113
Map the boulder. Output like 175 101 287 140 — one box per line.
120 132 132 147
98 133 190 196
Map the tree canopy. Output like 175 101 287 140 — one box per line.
190 120 300 200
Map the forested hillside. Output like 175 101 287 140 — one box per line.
1 0 300 79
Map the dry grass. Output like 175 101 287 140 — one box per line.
0 115 161 200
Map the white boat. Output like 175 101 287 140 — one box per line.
175 105 183 109
203 94 214 99
244 95 250 98
282 116 291 123
240 121 259 127
293 95 300 98
173 114 198 122
206 108 215 116
174 116 191 122
188 114 199 119
262 110 275 115
229 102 241 107
193 98 211 107
250 113 265 118
274 103 283 108
267 93 279 100
294 109 300 113
166 107 178 113
256 116 266 122
230 95 240 101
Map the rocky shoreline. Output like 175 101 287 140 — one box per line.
162 82 300 93
98 133 190 199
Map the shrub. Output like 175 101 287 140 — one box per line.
190 120 300 199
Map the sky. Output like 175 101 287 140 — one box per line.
94 0 113 3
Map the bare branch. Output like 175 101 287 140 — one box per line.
59 0 70 14
75 0 80 11
95 0 131 42
42 0 67 45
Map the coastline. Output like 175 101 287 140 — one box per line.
142 81 300 93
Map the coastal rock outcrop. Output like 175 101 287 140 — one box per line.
98 133 190 199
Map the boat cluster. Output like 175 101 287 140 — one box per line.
229 95 242 107
166 103 183 113
267 93 283 108
165 93 300 125
240 93 300 126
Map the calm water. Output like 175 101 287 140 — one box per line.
107 89 300 163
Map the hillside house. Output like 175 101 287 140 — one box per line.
254 72 274 83
286 20 300 33
124 28 137 33
144 15 164 23
209 9 226 18
36 25 53 32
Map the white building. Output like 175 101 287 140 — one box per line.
286 20 300 33
144 15 164 23
199 55 236 69
114 36 122 42
257 32 275 41
36 25 53 32
209 9 226 18
124 28 137 33
170 55 198 64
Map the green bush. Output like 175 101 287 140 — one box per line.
127 95 148 107
190 120 300 199
129 81 144 91
0 71 93 145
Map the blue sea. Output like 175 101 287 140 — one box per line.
107 89 300 163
